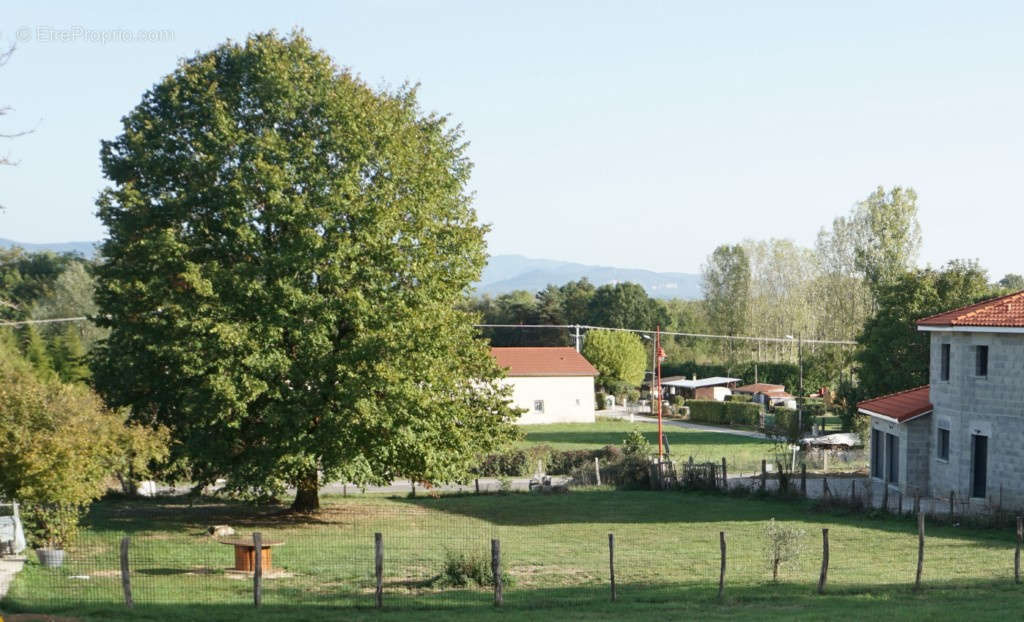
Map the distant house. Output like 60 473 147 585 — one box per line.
491 347 598 425
660 376 741 401
858 289 1024 504
734 383 795 408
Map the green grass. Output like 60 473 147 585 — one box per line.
518 418 780 474
3 490 1022 621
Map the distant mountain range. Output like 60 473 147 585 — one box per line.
477 254 701 300
0 240 701 299
0 238 97 258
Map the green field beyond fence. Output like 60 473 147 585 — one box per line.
4 491 1024 621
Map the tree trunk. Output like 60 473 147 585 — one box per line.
773 558 779 582
291 470 320 512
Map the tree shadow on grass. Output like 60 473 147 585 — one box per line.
393 489 1017 548
5 578 1023 621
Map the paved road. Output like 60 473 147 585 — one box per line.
0 555 25 599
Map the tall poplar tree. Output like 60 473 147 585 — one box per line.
91 31 519 511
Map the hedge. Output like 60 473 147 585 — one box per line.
686 400 762 426
770 407 814 438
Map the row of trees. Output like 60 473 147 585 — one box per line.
465 280 673 346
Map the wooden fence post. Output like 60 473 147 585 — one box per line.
718 531 726 600
817 528 829 594
375 532 383 608
1016 516 1022 585
822 477 831 498
253 532 262 607
721 457 727 490
915 513 925 590
608 533 616 601
760 459 767 490
595 457 602 486
475 478 480 494
492 539 503 606
949 490 955 522
897 491 903 516
882 483 889 512
119 536 133 608
800 463 807 496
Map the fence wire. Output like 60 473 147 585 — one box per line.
6 489 1023 616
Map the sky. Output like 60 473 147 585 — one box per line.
2 1 1023 277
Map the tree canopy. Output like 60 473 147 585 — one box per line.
90 31 519 510
582 329 647 392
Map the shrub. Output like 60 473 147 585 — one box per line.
687 400 761 426
437 550 512 587
472 450 528 477
595 392 609 410
618 430 652 489
547 449 596 475
771 407 813 442
670 395 685 406
761 518 805 581
0 341 169 550
726 393 753 403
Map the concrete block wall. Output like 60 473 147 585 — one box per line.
928 331 1024 508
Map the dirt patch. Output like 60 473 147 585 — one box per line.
223 569 295 580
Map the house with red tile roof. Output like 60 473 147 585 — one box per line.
858 290 1024 503
491 347 598 424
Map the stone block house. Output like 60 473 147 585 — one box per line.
858 290 1024 505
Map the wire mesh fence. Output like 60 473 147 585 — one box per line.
6 489 1024 616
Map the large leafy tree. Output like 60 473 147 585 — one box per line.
582 329 647 392
586 282 669 330
854 260 994 401
91 31 519 511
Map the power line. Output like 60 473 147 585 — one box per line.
1 317 858 347
0 316 88 327
474 323 857 346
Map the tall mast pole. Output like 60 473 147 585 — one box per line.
656 325 663 461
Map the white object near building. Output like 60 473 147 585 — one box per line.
0 502 26 555
492 347 599 424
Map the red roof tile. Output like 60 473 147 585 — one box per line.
734 383 785 394
917 290 1024 328
491 347 598 377
857 385 932 422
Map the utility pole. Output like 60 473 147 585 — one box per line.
798 333 803 396
656 325 664 461
574 324 581 353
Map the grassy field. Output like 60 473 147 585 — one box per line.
519 418 814 475
3 489 1022 621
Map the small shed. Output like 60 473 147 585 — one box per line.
660 376 741 401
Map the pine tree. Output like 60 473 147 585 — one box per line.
50 324 89 384
20 324 53 376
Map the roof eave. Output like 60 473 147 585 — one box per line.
858 408 933 424
918 325 1024 333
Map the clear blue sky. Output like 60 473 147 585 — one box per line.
2 1 1023 277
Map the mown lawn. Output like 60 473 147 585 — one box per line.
518 418 782 475
3 489 1021 621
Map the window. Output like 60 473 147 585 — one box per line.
975 345 989 377
937 428 950 461
886 433 899 484
871 429 884 478
533 400 545 413
940 343 950 381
